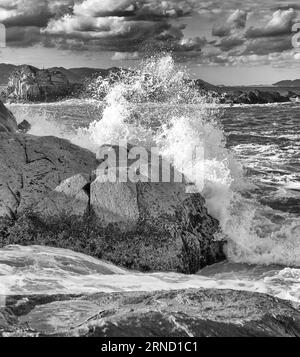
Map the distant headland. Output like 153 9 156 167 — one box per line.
0 63 299 105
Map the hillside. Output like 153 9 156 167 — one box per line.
0 64 129 87
0 63 18 86
273 79 300 87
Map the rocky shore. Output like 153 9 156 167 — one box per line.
0 100 223 273
0 245 300 337
1 99 300 337
2 287 300 337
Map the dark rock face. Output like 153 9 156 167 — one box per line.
7 65 72 102
2 289 300 337
31 144 223 273
0 133 97 219
17 120 31 134
0 100 18 134
221 89 290 104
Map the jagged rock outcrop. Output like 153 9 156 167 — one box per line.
0 133 97 219
220 89 290 104
0 100 18 134
7 65 72 102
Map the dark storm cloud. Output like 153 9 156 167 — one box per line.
1 0 74 27
3 10 51 27
217 36 245 51
0 0 204 55
0 0 299 67
243 36 293 55
6 26 42 47
40 0 205 54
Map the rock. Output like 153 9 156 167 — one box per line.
91 178 139 229
35 174 91 217
17 120 31 134
1 245 298 337
88 145 223 272
0 133 97 219
221 89 290 104
1 288 300 337
0 100 18 134
7 65 72 102
0 139 223 273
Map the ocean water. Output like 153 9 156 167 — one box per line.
5 56 300 303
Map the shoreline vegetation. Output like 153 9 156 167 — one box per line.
0 64 299 105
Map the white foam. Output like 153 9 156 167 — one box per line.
8 55 300 267
1 246 300 303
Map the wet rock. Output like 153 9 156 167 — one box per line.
17 120 31 134
0 100 18 134
87 145 223 272
1 245 298 337
35 174 91 217
0 133 97 219
91 177 139 229
2 288 300 337
0 139 223 273
224 89 290 104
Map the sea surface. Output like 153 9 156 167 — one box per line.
4 57 300 303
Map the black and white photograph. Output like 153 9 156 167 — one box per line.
0 0 300 344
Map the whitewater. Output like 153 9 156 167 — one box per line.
6 55 300 303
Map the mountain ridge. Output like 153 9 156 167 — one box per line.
273 79 300 87
0 63 130 87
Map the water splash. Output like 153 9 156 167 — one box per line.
17 54 300 267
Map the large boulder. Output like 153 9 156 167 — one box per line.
0 133 97 219
0 100 18 134
33 145 223 273
7 65 72 102
34 174 91 217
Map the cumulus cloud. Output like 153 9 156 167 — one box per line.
227 9 248 29
0 0 299 69
246 8 297 38
207 6 300 68
212 9 248 37
39 0 203 53
0 0 200 53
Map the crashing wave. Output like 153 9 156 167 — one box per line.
12 54 300 267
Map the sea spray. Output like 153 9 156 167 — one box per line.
15 55 300 267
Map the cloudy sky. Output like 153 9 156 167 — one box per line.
0 0 300 85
